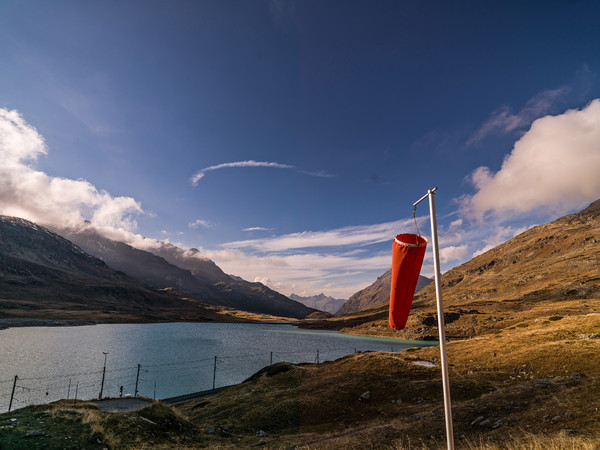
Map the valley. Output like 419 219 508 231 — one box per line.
0 200 599 448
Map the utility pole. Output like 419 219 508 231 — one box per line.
8 376 18 412
75 382 79 401
99 352 108 400
135 364 141 397
67 379 71 400
270 351 273 365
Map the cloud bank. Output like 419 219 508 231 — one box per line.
464 99 600 219
0 108 143 231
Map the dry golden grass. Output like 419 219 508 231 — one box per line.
176 311 600 449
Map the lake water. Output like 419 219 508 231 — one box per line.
0 322 435 412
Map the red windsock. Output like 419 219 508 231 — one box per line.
389 233 427 330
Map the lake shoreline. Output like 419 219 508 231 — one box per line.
0 316 302 332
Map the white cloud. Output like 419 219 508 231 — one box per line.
190 160 335 186
190 160 294 185
254 276 272 286
299 169 337 178
0 109 47 165
463 99 600 219
243 226 274 232
189 219 211 228
0 108 143 231
203 245 392 298
223 218 421 252
467 87 569 146
472 224 531 257
449 218 463 229
439 245 470 264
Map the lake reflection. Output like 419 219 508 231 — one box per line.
0 322 434 411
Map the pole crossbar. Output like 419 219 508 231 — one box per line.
413 187 454 450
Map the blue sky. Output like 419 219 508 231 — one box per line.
1 0 600 298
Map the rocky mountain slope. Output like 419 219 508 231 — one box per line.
0 216 211 322
335 199 600 339
336 273 431 316
62 226 315 319
289 293 346 314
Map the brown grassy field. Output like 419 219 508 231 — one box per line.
173 309 600 449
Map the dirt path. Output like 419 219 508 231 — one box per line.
91 397 152 412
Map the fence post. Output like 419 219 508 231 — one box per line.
99 352 108 400
135 364 141 397
8 376 18 412
212 356 217 390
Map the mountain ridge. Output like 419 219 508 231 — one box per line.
60 225 316 319
289 293 346 314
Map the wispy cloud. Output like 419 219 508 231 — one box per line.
188 219 211 229
467 87 569 146
243 226 274 232
223 219 420 252
190 160 335 186
299 169 337 178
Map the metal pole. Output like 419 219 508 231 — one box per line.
427 188 455 450
8 376 18 412
135 364 141 397
212 356 217 390
99 352 108 400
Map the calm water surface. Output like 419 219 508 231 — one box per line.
0 322 434 411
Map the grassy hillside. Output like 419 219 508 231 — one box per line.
175 312 600 448
0 400 207 449
308 200 600 341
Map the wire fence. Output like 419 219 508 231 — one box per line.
0 344 410 413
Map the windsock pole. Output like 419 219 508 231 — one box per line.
413 187 454 450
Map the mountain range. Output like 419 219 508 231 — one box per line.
289 293 346 314
0 216 316 321
3 199 598 328
62 225 314 318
